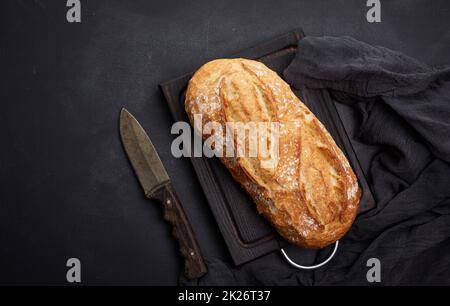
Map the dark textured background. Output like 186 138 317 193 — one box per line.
1 0 449 285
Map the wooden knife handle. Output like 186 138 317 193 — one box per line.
150 183 207 279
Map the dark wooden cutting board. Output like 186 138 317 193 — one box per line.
160 29 376 266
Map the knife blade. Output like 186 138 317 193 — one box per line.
119 108 207 279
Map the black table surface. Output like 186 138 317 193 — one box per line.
1 0 449 285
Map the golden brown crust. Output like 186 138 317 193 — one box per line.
185 58 361 248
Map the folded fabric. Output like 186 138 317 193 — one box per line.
284 36 450 163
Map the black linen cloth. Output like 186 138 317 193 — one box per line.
183 36 450 285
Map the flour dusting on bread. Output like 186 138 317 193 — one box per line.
185 58 361 248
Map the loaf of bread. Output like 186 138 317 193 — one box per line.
185 58 360 248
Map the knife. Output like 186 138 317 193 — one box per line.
119 108 207 279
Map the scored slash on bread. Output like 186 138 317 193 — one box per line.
185 58 361 249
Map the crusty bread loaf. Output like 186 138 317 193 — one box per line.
185 58 360 248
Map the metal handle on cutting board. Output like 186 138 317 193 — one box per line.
281 240 339 270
